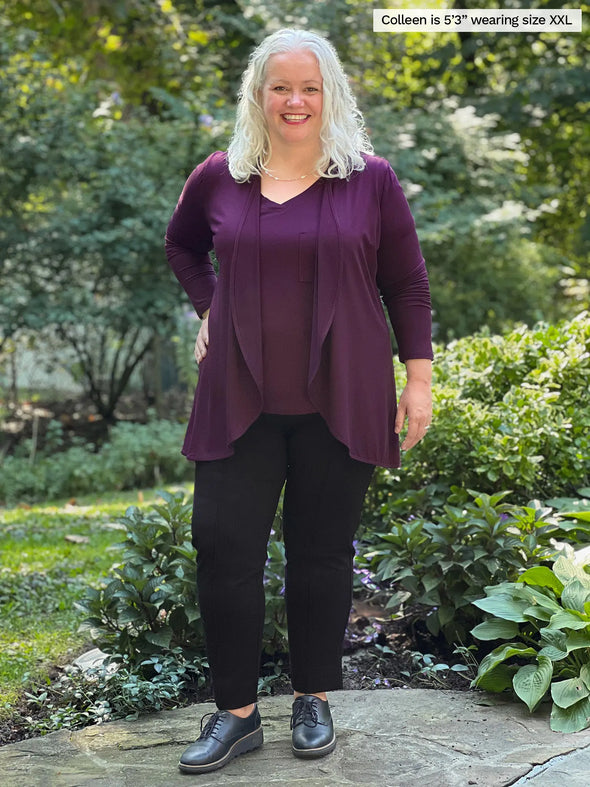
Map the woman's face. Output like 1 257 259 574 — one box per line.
260 49 323 151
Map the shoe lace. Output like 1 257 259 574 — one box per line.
290 697 319 729
198 710 225 739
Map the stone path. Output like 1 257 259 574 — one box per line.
1 689 590 786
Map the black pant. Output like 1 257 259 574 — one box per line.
191 412 375 709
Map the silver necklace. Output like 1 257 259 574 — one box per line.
261 165 315 182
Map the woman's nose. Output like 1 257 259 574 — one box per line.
287 91 304 106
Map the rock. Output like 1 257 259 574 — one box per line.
1 689 590 786
71 648 110 673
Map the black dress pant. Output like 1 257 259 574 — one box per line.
191 412 375 709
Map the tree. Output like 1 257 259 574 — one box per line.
0 31 225 417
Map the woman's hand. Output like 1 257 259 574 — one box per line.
194 311 210 363
394 359 432 451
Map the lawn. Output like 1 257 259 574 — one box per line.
0 484 192 717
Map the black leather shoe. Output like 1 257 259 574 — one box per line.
290 695 336 758
178 705 263 773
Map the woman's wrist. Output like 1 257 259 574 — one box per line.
404 358 432 385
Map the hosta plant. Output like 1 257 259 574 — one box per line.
471 546 590 732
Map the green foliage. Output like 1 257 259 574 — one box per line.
367 101 566 340
401 650 472 687
0 419 191 505
471 547 590 732
24 649 205 733
0 0 258 110
389 313 590 498
0 567 88 617
76 491 290 668
263 536 288 657
75 491 204 664
358 487 567 644
0 33 227 416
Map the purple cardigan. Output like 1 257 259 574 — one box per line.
165 151 433 468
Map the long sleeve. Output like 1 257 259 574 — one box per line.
165 158 217 318
375 163 433 362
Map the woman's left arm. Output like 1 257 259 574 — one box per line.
395 358 432 450
375 161 434 450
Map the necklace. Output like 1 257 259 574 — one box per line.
261 165 315 182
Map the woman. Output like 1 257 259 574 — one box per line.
165 28 433 774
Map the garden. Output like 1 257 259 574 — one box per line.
1 0 589 748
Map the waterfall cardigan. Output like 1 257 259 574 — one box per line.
165 151 433 468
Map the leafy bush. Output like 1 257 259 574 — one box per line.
471 547 590 732
376 313 590 500
76 491 290 668
75 491 204 664
98 420 191 490
358 487 590 645
0 418 191 505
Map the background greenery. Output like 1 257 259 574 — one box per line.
1 0 589 409
1 0 589 738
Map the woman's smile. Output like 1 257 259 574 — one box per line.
282 114 311 124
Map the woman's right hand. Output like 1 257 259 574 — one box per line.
194 312 209 363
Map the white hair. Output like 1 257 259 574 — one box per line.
227 28 373 182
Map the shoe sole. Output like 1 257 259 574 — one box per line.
178 726 263 773
292 733 336 759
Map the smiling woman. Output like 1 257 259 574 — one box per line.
164 27 433 775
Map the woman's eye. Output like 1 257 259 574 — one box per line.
305 87 319 93
273 86 287 91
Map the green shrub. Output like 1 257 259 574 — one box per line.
471 547 590 732
75 491 204 664
357 487 590 645
0 418 191 505
379 313 590 499
98 420 191 490
76 491 290 668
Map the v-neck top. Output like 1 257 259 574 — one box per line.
259 179 323 413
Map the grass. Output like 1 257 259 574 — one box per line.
0 484 192 718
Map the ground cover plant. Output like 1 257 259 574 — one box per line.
3 483 588 743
